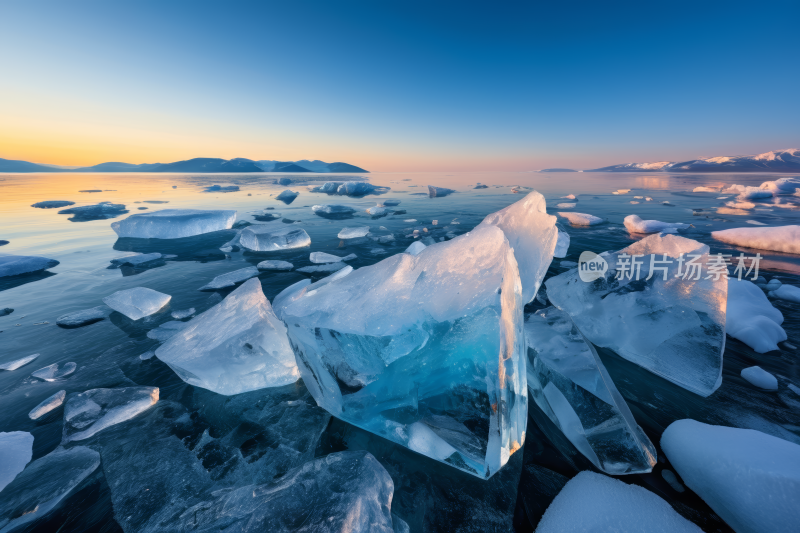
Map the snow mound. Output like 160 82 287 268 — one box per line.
624 214 689 234
726 279 785 353
557 212 604 226
712 225 800 254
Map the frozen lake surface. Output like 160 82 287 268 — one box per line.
1 171 799 532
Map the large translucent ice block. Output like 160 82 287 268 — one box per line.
156 278 300 395
111 209 236 239
478 191 558 304
280 225 527 478
525 307 656 474
546 234 727 397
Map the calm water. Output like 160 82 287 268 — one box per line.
1 171 799 532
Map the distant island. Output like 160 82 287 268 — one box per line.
586 148 799 173
538 168 578 172
0 157 369 173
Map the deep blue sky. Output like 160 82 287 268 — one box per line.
1 0 798 170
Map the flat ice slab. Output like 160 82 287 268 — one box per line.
0 446 101 531
102 287 171 320
198 266 260 290
338 226 370 239
280 224 527 478
296 262 348 274
0 254 59 277
156 278 299 395
312 204 356 217
0 431 34 492
537 471 701 533
257 260 293 271
62 386 159 443
310 252 355 263
712 225 800 254
662 419 800 533
31 200 74 209
240 224 311 251
56 306 109 328
29 390 66 420
557 212 604 226
525 307 656 474
58 202 127 220
31 362 76 381
111 209 237 239
0 354 39 371
546 233 727 397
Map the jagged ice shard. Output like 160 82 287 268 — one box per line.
546 234 727 397
156 278 300 395
279 224 528 478
525 307 656 474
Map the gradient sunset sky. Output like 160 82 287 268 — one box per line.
1 0 798 172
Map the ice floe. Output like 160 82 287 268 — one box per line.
624 214 689 234
156 278 299 395
525 307 656 474
31 200 74 209
712 225 800 254
28 390 66 420
204 184 239 192
240 224 311 251
275 189 299 203
109 252 165 268
312 204 356 218
367 205 389 216
770 283 800 303
111 209 237 239
428 185 455 197
296 262 348 273
546 234 727 397
338 226 370 239
31 362 76 381
257 260 293 271
62 386 159 442
557 212 604 226
0 354 39 371
0 431 33 492
102 287 171 320
0 254 59 277
146 320 190 341
58 202 128 221
661 419 800 533
310 252 355 263
56 306 109 328
198 266 260 290
740 366 778 390
171 307 195 319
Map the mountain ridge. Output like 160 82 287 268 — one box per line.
587 148 800 173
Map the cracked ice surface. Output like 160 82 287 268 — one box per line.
280 224 527 478
111 209 236 239
62 386 159 443
156 278 299 395
525 307 656 474
546 233 727 397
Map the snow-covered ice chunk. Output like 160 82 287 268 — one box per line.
257 260 293 271
111 209 237 239
28 390 66 420
661 419 800 533
770 283 800 303
537 471 702 533
0 254 59 277
554 228 570 258
310 252 353 263
156 278 299 395
31 200 75 209
557 212 604 226
175 451 395 533
525 307 656 474
146 320 190 341
760 176 800 194
546 234 727 397
428 185 455 197
0 446 100 531
0 432 33 492
405 241 426 255
479 191 558 304
766 278 782 290
367 205 389 216
58 202 127 220
693 186 719 192
0 354 39 371
102 287 171 320
56 306 109 328
171 307 195 319
740 366 778 390
712 225 800 254
296 262 348 273
198 266 260 290
275 189 299 203
561 194 576 199
62 386 159 443
240 224 311 251
31 362 76 381
624 214 689 234
726 279 785 353
338 226 370 239
280 224 527 478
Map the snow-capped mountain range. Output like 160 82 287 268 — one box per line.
588 149 800 173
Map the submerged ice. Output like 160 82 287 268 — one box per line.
62 386 159 443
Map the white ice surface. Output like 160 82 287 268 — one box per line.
111 209 236 239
